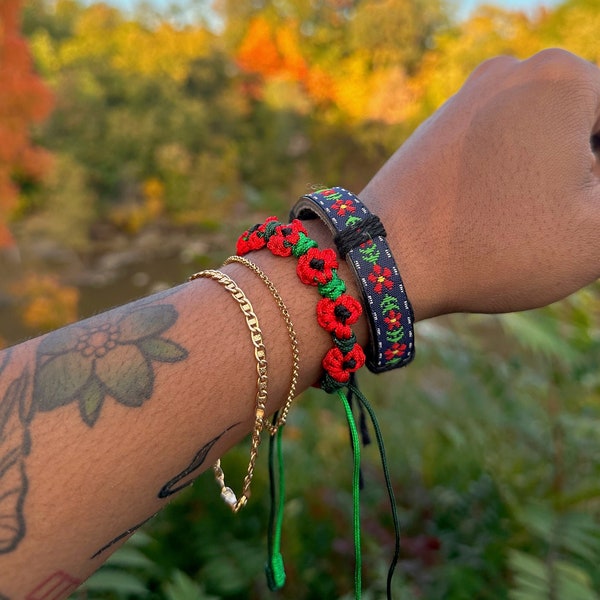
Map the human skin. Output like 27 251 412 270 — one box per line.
0 49 599 597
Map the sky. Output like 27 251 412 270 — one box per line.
458 0 559 16
104 0 562 20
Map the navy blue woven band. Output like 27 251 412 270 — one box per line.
290 187 415 373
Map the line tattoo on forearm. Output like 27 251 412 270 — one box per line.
158 424 239 498
91 424 239 559
90 513 157 559
0 369 31 554
0 300 188 556
25 570 81 600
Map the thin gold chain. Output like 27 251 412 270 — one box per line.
225 255 300 435
188 268 268 512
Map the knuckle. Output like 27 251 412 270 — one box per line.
469 54 518 80
523 47 591 79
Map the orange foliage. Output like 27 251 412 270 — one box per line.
0 0 53 248
304 65 336 103
236 16 308 83
11 274 79 332
236 17 281 77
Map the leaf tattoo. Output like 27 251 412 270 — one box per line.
32 304 188 426
0 370 31 554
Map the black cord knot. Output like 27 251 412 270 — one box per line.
334 214 386 258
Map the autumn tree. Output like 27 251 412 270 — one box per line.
0 0 53 248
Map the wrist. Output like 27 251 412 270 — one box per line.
224 218 368 406
359 183 448 322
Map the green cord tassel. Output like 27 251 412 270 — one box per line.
266 425 286 590
349 381 401 600
264 387 398 600
338 389 362 599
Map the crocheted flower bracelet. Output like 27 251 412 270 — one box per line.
237 216 366 391
236 216 401 600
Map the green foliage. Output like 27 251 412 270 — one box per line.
20 154 96 250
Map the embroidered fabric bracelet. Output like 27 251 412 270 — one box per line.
236 217 366 392
224 255 300 435
290 186 415 373
188 269 268 512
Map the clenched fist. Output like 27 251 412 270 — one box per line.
363 49 600 320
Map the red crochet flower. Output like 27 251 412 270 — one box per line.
368 264 394 294
297 247 338 286
332 198 355 217
322 344 365 383
316 294 362 339
384 343 407 362
384 310 402 330
266 220 307 257
236 217 279 255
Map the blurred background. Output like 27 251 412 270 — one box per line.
2 0 600 597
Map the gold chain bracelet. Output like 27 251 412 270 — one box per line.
188 269 268 512
224 255 299 435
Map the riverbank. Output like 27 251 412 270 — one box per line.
0 220 236 347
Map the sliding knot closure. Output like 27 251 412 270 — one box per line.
334 213 386 258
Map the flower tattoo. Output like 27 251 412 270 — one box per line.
33 304 188 426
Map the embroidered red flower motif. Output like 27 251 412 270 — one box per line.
316 294 362 339
332 198 355 217
384 310 402 330
384 343 407 362
368 264 393 294
322 343 366 383
297 247 338 286
236 216 279 255
266 220 307 257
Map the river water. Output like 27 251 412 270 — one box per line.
0 224 234 348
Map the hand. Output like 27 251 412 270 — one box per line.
362 49 600 320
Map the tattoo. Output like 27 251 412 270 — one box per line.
92 425 239 559
0 593 10 600
0 299 189 556
32 303 188 427
0 349 11 380
0 370 31 554
25 571 81 600
90 512 157 559
158 424 238 499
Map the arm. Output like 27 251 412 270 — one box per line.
2 48 600 597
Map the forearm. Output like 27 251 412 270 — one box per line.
0 220 371 596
